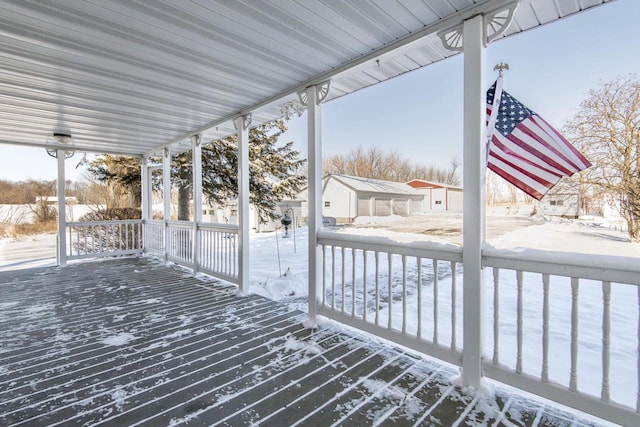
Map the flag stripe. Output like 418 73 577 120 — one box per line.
487 163 546 200
531 116 591 169
518 118 586 173
488 147 559 194
489 138 563 184
512 124 577 175
488 154 559 200
492 130 567 177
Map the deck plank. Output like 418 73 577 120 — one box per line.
0 257 610 426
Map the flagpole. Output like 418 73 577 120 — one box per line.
486 63 508 164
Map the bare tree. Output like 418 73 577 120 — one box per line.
323 145 460 185
564 74 640 241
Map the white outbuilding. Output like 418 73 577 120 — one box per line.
406 179 463 212
298 174 428 224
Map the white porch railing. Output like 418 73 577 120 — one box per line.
66 220 143 260
142 220 239 285
198 222 238 283
142 219 164 257
66 220 238 285
317 231 464 368
315 230 640 426
482 247 640 426
165 221 194 265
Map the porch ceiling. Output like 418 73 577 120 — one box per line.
0 0 612 157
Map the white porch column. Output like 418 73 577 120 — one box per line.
57 150 67 266
191 135 202 273
305 82 329 326
141 156 150 221
163 147 171 261
462 14 487 388
235 115 251 295
141 156 150 253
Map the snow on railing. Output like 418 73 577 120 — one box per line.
67 220 143 260
317 231 464 367
198 223 238 284
482 246 640 427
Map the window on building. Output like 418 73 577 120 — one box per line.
324 201 331 207
435 200 442 205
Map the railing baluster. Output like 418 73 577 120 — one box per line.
542 273 550 382
570 277 579 392
375 251 380 327
602 281 611 402
493 267 500 366
516 270 523 374
451 261 456 351
388 252 393 330
363 251 368 322
321 245 326 307
331 246 336 310
402 255 407 335
637 284 640 413
352 248 356 317
417 257 422 340
341 246 345 314
433 259 439 345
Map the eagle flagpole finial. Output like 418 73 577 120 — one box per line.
493 62 509 77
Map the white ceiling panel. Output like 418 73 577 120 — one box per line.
0 0 614 157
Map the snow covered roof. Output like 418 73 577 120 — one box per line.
0 1 613 157
326 174 422 197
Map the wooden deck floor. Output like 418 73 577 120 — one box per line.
0 257 608 426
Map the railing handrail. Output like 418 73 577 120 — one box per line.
317 230 463 262
198 222 239 232
483 245 640 285
67 219 142 227
145 219 239 232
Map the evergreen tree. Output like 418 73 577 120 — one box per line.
176 119 307 223
88 155 141 209
88 119 306 223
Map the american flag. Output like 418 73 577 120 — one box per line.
486 80 591 200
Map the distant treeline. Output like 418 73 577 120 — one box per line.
0 179 93 204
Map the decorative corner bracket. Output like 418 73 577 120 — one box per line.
280 101 305 120
233 114 252 132
45 148 75 159
438 1 518 52
190 134 201 147
297 80 331 106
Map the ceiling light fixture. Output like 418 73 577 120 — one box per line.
53 132 72 144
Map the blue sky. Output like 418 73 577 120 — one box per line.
1 0 638 182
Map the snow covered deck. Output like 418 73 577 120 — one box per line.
0 257 608 426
